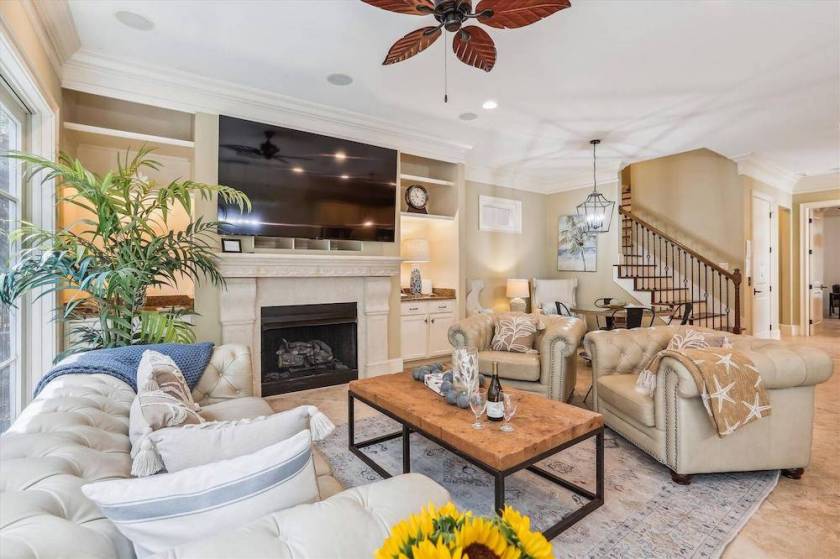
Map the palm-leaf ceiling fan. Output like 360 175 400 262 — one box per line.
362 0 571 72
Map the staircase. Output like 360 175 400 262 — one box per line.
614 184 742 333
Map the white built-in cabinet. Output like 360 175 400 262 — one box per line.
400 300 456 361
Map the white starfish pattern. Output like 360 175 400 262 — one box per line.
715 353 740 375
700 383 712 416
742 393 771 422
709 375 736 413
754 375 763 389
721 417 741 436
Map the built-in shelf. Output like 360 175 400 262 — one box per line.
399 173 454 187
400 212 455 221
64 122 195 149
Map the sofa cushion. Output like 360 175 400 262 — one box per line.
199 396 273 421
490 312 540 353
479 350 541 382
597 374 655 427
83 431 319 558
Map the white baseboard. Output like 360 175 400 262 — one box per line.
780 324 799 337
365 358 404 377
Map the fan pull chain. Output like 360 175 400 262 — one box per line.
443 30 448 103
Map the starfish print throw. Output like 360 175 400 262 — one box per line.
638 344 771 437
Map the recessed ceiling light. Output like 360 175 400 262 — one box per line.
327 73 353 86
335 152 347 161
115 11 154 31
482 100 498 110
459 112 478 121
340 174 350 180
292 167 304 174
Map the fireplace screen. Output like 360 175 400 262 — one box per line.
261 303 358 396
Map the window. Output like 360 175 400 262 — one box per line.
0 83 26 432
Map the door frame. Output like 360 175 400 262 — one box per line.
750 191 779 338
800 198 840 336
0 25 58 413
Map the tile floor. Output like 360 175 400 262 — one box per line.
268 326 840 558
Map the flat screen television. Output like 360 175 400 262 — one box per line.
217 115 397 242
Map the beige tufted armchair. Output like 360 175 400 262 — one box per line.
448 313 586 401
584 325 833 484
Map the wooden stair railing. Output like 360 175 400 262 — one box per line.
618 207 742 334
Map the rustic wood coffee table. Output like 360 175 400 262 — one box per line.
348 372 604 539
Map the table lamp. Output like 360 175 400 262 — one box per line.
506 278 530 312
402 239 430 294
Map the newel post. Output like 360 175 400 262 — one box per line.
731 268 742 334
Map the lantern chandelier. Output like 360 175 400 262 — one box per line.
576 139 615 233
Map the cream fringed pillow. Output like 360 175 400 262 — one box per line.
490 312 542 353
130 350 204 476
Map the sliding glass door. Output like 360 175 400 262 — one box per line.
0 83 26 432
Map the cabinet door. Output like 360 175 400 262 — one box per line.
427 313 456 357
401 314 429 360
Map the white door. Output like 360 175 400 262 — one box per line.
751 195 773 338
808 210 824 334
401 315 429 360
427 313 456 356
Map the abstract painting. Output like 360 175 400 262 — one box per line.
558 215 597 272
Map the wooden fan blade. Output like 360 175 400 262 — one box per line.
476 0 571 29
383 26 442 65
361 0 435 15
452 25 496 72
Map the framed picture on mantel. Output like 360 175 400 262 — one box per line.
558 215 597 272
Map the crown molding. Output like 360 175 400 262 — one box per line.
62 48 471 164
793 171 840 194
732 153 799 193
18 0 79 75
465 161 621 195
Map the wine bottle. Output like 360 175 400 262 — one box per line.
486 362 504 422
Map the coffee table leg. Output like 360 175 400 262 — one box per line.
347 391 355 448
495 473 505 514
402 424 411 473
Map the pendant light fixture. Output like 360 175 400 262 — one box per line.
576 139 615 233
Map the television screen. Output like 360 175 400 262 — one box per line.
217 115 397 242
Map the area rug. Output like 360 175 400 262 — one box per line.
316 416 778 559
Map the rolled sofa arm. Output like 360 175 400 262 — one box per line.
448 313 494 351
155 474 451 559
538 315 587 401
192 344 254 406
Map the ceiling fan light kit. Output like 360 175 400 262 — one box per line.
363 0 572 73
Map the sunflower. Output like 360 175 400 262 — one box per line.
501 507 553 559
454 517 521 559
377 502 466 559
411 539 464 559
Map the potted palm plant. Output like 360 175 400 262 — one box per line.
0 147 249 359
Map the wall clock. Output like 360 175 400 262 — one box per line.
405 184 429 214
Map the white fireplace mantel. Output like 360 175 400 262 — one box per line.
216 252 403 396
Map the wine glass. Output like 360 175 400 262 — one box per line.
468 390 487 430
501 393 517 433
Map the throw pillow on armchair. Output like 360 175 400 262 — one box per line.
490 312 542 353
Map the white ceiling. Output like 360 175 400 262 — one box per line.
65 0 840 192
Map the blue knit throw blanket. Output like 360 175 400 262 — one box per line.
34 342 215 396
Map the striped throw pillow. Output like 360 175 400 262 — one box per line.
82 430 318 558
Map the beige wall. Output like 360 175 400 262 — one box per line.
792 189 840 325
463 181 548 312
778 207 792 325
629 149 745 270
543 182 630 313
190 113 403 358
0 2 61 110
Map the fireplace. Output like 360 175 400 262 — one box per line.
260 303 358 396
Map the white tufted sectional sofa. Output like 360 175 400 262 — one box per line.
0 344 449 558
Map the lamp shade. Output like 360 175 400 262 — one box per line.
402 239 430 263
506 278 530 299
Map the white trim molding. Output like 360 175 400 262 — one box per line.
794 172 840 194
62 48 471 164
19 0 80 74
0 23 59 408
734 153 800 194
217 253 402 279
799 197 840 336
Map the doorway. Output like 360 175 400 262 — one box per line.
801 200 840 336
